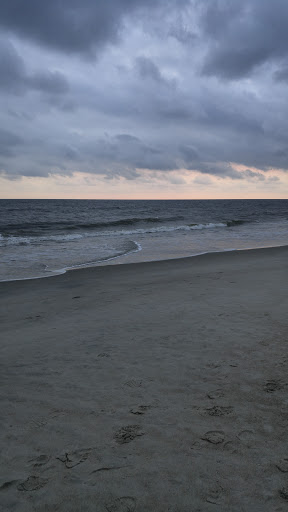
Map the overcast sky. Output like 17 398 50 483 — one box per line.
0 0 288 198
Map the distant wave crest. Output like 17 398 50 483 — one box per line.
0 219 247 246
226 219 245 227
0 216 184 236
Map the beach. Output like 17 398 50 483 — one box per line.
1 246 288 511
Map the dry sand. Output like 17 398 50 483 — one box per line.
0 246 288 512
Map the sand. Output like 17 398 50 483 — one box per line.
0 246 288 511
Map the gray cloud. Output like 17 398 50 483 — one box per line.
85 134 177 173
191 163 266 181
243 169 265 181
199 0 288 79
0 0 286 187
0 0 183 56
189 162 242 180
179 144 199 161
0 128 23 157
0 40 69 96
28 71 69 95
274 65 288 82
115 134 141 143
0 40 26 94
135 56 165 83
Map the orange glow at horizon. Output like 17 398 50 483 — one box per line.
0 166 287 200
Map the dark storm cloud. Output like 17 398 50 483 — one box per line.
0 0 286 186
0 40 69 96
200 0 288 79
0 0 181 56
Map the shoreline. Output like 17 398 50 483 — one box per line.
1 242 288 284
1 244 288 510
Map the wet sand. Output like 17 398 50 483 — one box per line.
0 246 288 511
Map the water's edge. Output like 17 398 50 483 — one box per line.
1 242 287 284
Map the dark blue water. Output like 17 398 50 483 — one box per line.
0 199 287 280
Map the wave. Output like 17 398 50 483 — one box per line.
0 240 143 282
0 221 245 246
188 222 227 229
226 219 246 227
0 232 84 246
0 216 184 236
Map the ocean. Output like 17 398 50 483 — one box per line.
0 199 287 281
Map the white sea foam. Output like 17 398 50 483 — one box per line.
0 232 85 246
0 222 231 247
95 222 228 237
55 240 142 274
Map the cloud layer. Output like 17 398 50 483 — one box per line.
0 0 288 191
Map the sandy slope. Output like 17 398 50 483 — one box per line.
0 246 288 511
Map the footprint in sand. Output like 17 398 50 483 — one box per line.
223 441 239 453
105 496 136 512
114 425 144 444
0 480 18 491
201 431 225 444
207 362 222 369
29 454 50 467
57 449 90 468
205 405 233 417
264 380 283 393
279 487 288 501
91 465 129 474
130 405 150 415
276 459 288 473
124 380 142 388
28 417 48 429
237 430 255 447
205 483 226 505
207 390 225 400
17 476 47 492
98 353 111 358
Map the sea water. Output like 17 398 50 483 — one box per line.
0 199 287 281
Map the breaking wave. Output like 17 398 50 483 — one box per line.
0 220 246 246
0 216 183 236
226 219 246 227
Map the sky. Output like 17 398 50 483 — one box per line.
0 0 288 199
